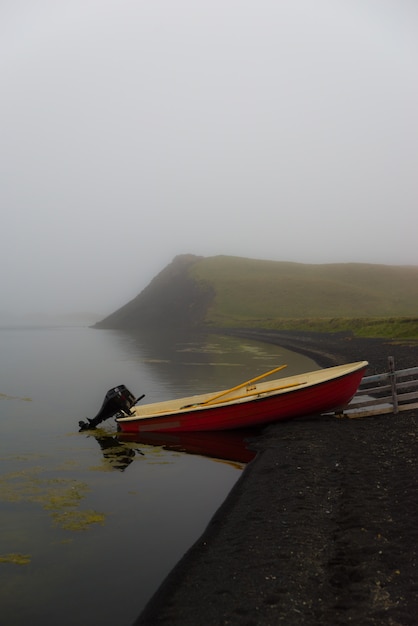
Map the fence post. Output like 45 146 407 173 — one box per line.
388 356 399 414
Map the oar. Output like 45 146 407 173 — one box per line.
202 380 307 406
198 364 287 407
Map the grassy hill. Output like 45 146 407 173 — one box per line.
95 254 418 338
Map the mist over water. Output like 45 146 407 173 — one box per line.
0 326 317 625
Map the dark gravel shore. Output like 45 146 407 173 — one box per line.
135 332 418 626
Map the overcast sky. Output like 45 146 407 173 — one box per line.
1 0 417 317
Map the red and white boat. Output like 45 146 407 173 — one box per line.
80 361 368 434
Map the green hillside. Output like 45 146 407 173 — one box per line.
96 254 418 338
191 255 418 319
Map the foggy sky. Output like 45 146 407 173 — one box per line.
2 0 418 317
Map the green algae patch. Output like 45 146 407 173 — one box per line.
51 510 105 531
0 466 106 533
38 480 89 511
0 553 31 565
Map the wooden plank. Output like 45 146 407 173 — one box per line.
398 391 418 403
394 366 418 378
354 383 418 399
395 380 418 391
347 392 418 412
360 365 418 385
348 397 393 409
342 406 395 418
356 384 391 395
400 401 418 411
343 402 418 418
360 372 391 384
340 398 418 417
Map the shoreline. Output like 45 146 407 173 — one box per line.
219 328 418 372
135 332 418 625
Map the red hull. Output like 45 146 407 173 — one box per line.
117 362 367 434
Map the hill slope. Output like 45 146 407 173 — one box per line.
95 255 214 331
95 254 418 335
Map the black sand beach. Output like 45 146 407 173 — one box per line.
135 332 418 625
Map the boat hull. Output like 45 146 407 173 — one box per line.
116 361 368 434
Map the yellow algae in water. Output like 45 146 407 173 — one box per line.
0 453 46 463
0 553 31 565
38 480 89 510
0 468 105 532
0 467 44 503
0 393 31 401
52 510 105 531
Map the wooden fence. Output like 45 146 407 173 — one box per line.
340 357 418 418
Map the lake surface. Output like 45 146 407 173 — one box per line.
0 326 318 625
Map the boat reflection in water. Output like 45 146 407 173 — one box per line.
87 430 141 471
87 428 259 472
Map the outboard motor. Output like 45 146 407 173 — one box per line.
79 385 143 431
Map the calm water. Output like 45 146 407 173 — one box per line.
0 326 318 625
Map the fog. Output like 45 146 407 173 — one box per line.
1 1 417 318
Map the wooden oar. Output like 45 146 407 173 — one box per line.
202 380 307 406
197 364 287 407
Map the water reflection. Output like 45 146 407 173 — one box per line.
120 429 259 466
86 431 140 471
109 330 319 400
85 428 259 472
